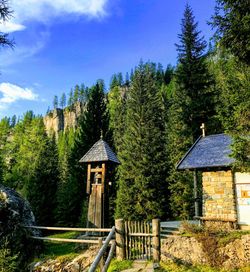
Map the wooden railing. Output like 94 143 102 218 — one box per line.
25 225 112 244
89 226 116 272
25 218 161 271
25 225 116 272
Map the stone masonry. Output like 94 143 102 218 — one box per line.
202 170 237 221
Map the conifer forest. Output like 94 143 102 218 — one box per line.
0 0 250 270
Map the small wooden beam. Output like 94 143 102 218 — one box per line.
87 164 91 194
101 163 106 194
91 168 103 173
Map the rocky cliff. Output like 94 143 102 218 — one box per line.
44 102 86 137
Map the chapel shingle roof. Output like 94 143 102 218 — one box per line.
177 134 235 170
79 139 120 164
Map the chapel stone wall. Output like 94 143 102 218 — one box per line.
202 170 237 222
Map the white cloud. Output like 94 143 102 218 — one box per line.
0 82 38 110
0 21 26 33
1 0 109 33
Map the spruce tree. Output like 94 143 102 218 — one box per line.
108 85 127 154
211 0 250 65
211 50 250 171
167 4 218 218
20 117 59 225
56 80 109 226
53 95 58 109
4 115 59 225
116 62 168 220
73 85 80 103
68 90 73 107
60 93 66 109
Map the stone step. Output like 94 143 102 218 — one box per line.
122 260 154 272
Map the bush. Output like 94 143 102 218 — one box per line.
0 240 18 272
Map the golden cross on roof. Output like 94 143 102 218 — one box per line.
200 123 206 137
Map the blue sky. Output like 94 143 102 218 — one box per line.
0 0 216 119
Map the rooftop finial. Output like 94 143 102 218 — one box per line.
200 123 205 137
100 130 103 140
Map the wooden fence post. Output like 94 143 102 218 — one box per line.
115 219 125 260
152 219 160 263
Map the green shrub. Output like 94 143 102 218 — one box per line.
0 240 18 272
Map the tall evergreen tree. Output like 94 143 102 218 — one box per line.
211 50 250 171
73 85 80 103
18 117 59 225
56 80 109 226
167 4 218 218
60 93 66 109
175 4 217 140
211 1 250 171
53 95 58 109
211 0 250 65
116 62 168 220
68 90 73 107
3 114 59 225
108 85 127 154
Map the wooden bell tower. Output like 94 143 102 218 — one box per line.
79 138 119 228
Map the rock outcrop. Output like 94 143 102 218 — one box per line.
161 234 250 270
0 184 40 269
44 102 86 137
31 245 99 272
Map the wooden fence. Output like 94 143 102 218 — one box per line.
115 219 160 262
26 218 161 271
25 225 116 272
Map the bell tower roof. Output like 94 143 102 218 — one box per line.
79 139 120 164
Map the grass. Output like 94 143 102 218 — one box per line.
217 230 250 246
107 259 133 272
156 261 250 272
39 231 81 260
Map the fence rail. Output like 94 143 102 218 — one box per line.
30 236 102 244
89 226 116 272
25 225 112 232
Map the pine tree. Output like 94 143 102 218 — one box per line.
175 4 216 140
108 85 127 154
116 62 168 220
211 0 250 65
211 50 250 171
73 85 80 103
68 90 73 107
56 80 109 226
167 4 218 218
4 115 59 225
60 93 66 109
53 95 58 109
20 118 59 225
0 0 14 49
